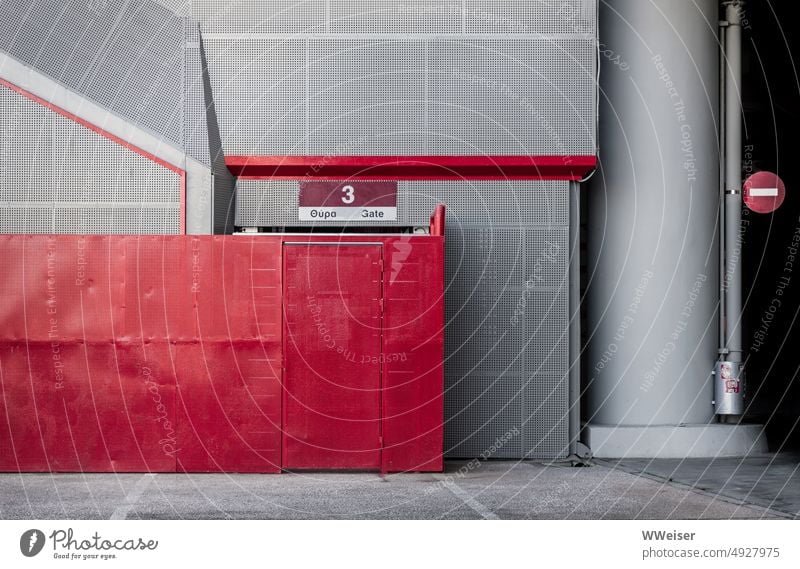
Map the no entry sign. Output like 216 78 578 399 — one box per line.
298 181 398 221
744 171 786 214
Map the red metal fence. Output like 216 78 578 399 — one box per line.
0 235 444 473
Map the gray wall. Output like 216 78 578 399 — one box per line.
0 85 182 233
188 0 597 158
0 0 234 233
0 0 186 150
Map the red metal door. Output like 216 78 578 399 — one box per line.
282 244 383 469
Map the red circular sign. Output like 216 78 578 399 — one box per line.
744 171 786 214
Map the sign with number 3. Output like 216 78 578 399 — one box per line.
298 181 398 221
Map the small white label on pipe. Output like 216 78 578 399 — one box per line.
750 188 779 197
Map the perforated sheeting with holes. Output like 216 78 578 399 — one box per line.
0 85 181 234
308 39 427 156
234 178 571 459
185 20 211 166
154 0 192 16
0 0 186 151
330 1 464 34
464 0 596 35
427 38 595 155
204 38 307 157
189 0 596 35
444 228 569 459
192 0 328 34
196 0 597 157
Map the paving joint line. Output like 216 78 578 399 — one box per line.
433 474 499 520
110 473 157 520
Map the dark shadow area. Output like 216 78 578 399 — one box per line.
741 1 800 451
607 455 800 519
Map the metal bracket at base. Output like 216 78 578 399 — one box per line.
575 441 592 458
568 442 593 466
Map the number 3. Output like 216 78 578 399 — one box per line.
341 185 355 204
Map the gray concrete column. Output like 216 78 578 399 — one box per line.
587 0 720 429
585 0 767 458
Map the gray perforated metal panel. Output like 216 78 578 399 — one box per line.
308 39 427 155
0 207 53 234
427 38 595 155
445 376 524 459
204 36 595 156
193 1 597 35
0 0 186 150
234 178 571 459
205 38 307 156
0 85 181 234
154 0 191 16
523 374 570 459
464 0 596 34
1 0 239 234
185 20 211 166
199 1 597 157
330 1 463 34
192 0 327 33
444 226 569 459
52 206 179 234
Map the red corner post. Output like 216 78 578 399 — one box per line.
430 204 446 237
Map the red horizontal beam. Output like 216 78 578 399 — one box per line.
226 155 597 181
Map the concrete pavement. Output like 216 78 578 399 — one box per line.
0 460 790 520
